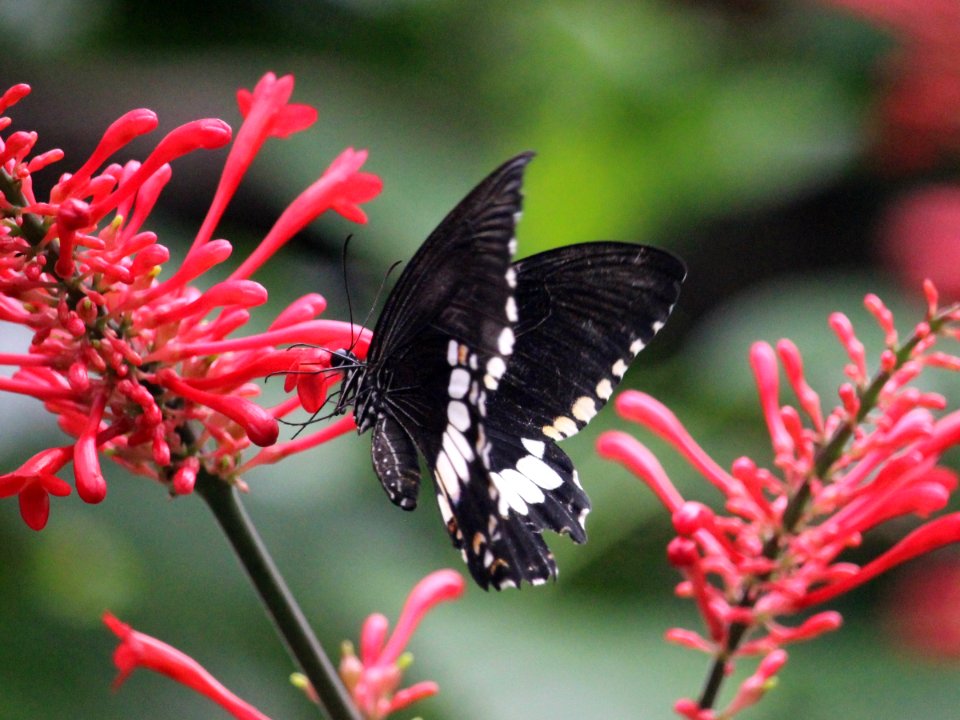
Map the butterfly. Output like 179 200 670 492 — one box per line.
331 152 685 590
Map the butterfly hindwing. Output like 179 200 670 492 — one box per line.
478 242 685 559
487 242 685 441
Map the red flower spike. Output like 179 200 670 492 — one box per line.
241 415 357 473
750 342 795 465
611 391 741 496
194 72 317 251
828 312 867 385
235 72 317 139
0 83 31 113
28 148 64 174
229 147 382 281
864 293 898 346
924 279 939 318
673 502 715 537
339 570 465 720
103 613 272 720
268 293 328 330
798 513 960 609
74 392 108 503
0 75 381 521
596 430 685 512
601 284 960 717
55 109 159 199
157 370 278 448
89 118 232 223
53 198 92 278
172 457 200 495
775 339 824 435
721 649 787 718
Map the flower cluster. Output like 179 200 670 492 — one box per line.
0 73 379 529
337 569 466 720
598 283 960 719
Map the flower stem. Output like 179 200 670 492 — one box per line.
0 167 47 244
195 470 361 720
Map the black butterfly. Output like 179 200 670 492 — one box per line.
332 152 685 590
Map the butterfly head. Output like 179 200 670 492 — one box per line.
330 348 378 433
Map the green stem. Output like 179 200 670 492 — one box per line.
195 471 361 720
696 307 958 711
0 167 48 244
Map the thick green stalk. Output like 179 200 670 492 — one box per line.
195 471 361 720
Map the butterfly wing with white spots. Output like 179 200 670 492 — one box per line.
479 243 685 583
336 153 685 590
349 154 528 519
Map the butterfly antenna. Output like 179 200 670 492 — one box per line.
348 259 402 355
341 234 358 349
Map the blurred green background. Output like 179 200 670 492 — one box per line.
2 1 960 718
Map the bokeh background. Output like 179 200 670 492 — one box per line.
2 1 960 718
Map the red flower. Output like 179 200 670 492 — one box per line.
337 569 465 720
104 612 272 720
0 73 381 528
598 284 960 717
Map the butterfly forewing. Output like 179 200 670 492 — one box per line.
357 155 530 539
364 153 531 367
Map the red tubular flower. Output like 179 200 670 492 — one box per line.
0 74 381 525
598 285 960 718
337 569 465 720
103 612 272 720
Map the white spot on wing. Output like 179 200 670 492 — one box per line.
596 378 613 400
436 491 454 523
445 426 474 462
487 356 506 379
447 400 470 432
542 415 577 440
629 338 645 355
490 471 528 516
446 339 458 366
572 396 597 423
521 438 545 458
505 267 517 288
442 431 469 480
542 426 563 441
448 368 470 399
495 468 542 509
612 359 628 378
435 451 460 501
516 455 564 490
652 320 665 334
498 327 515 356
506 295 518 322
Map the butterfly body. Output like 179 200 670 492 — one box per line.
335 153 685 589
